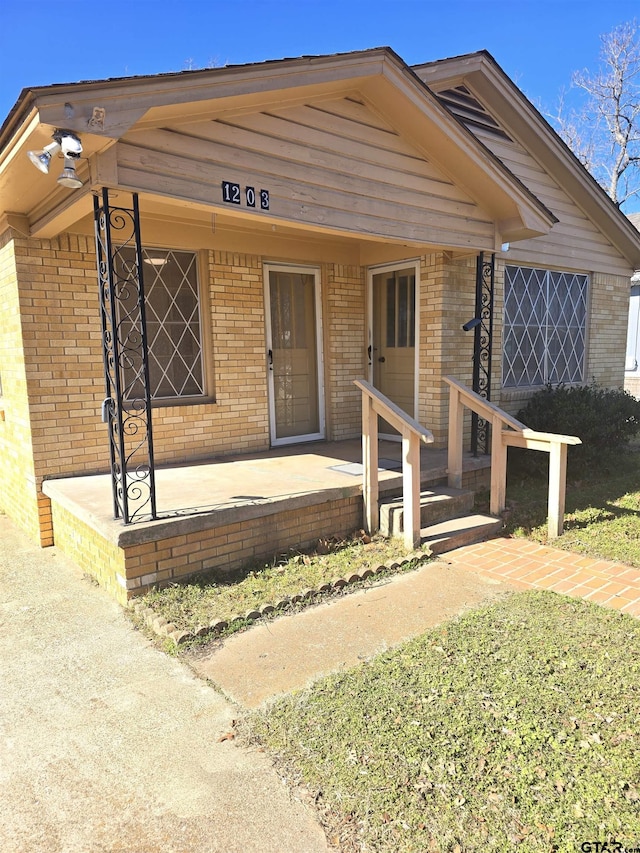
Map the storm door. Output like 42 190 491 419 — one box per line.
369 262 418 436
265 264 325 445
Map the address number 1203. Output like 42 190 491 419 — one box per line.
221 181 269 210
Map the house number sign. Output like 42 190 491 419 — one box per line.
221 181 269 210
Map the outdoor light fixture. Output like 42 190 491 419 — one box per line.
27 140 61 174
26 129 83 189
462 317 482 332
631 270 640 283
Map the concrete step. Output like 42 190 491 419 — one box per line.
420 514 503 555
379 486 474 538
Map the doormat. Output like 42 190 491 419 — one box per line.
329 459 401 476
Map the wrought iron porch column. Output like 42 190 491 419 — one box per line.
470 252 495 456
94 188 157 523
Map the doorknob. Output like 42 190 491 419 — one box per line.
378 356 386 363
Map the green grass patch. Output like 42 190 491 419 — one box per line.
137 535 419 632
503 448 640 566
243 591 640 852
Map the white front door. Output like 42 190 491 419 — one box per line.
369 261 419 435
265 264 325 445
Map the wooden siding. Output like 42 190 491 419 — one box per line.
473 128 630 275
117 96 497 250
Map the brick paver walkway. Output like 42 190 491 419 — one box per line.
445 536 640 618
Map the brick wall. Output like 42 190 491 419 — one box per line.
418 252 477 447
0 230 43 541
324 263 366 440
587 271 629 389
50 492 364 603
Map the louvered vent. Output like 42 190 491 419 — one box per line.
436 85 512 141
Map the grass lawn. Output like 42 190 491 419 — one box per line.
137 534 419 635
243 591 640 852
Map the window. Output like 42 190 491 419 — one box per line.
383 269 416 348
115 247 206 402
503 265 588 389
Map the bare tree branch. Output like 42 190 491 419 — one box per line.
553 20 640 209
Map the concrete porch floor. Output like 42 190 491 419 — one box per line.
43 439 491 547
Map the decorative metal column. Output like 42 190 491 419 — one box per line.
94 188 157 523
470 252 495 456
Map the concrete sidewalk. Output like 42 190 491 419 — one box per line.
189 560 509 708
0 515 328 853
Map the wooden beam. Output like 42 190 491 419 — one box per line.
362 391 379 535
447 382 464 489
490 416 508 516
547 441 568 538
403 431 421 549
0 212 30 236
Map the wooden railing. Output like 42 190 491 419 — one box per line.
354 380 434 549
445 377 581 538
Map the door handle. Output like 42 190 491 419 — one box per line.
367 345 372 365
267 349 273 370
378 356 386 363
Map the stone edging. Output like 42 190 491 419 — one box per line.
130 550 431 647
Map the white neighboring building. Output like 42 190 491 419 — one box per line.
626 213 640 398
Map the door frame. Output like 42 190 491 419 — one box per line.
367 258 421 428
263 262 326 446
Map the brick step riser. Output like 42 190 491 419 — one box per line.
422 516 504 555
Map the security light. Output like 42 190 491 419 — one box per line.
27 130 83 188
57 156 83 189
27 140 60 174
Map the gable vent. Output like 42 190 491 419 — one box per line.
436 85 512 141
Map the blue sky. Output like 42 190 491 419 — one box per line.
1 0 638 127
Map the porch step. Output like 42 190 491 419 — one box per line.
379 486 474 538
420 514 504 555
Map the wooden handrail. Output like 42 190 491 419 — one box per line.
354 381 434 442
444 376 581 538
354 380 433 550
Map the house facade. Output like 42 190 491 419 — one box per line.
1 48 639 594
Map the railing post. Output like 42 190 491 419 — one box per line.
402 430 421 549
490 415 507 517
362 391 379 535
547 441 567 538
447 384 464 489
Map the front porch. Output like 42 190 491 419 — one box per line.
43 439 491 604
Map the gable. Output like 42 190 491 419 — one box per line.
414 52 640 271
117 94 497 250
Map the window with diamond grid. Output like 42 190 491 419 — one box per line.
114 247 205 402
503 265 588 389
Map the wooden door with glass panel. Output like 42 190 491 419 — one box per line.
372 266 416 434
